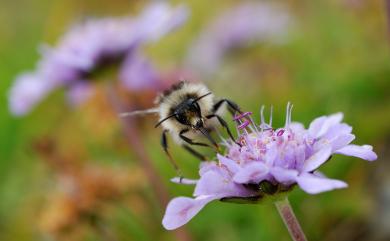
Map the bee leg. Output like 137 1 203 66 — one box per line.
179 129 210 161
213 99 242 116
179 129 210 147
182 145 208 161
206 114 240 146
161 130 183 180
181 128 220 152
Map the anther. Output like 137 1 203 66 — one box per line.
277 129 285 136
233 112 253 121
238 120 250 130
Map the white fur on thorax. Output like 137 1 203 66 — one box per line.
158 82 224 144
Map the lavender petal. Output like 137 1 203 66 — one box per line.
8 73 56 116
120 52 159 91
308 113 343 138
297 173 348 194
162 195 218 230
301 145 332 172
329 134 355 152
270 167 298 185
233 162 268 184
194 170 243 197
322 123 353 140
217 154 240 173
335 144 377 161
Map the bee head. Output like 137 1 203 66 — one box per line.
174 98 204 129
154 92 212 129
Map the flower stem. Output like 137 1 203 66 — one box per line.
275 197 308 241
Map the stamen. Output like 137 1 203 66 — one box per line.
233 112 253 121
289 104 293 126
285 102 290 127
269 105 273 127
238 120 250 130
285 102 293 127
260 105 265 125
260 105 272 130
277 129 285 136
248 116 259 133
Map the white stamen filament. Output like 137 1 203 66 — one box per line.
260 105 265 127
260 105 274 130
285 102 293 127
248 116 259 133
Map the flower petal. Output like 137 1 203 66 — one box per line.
194 170 247 197
301 145 332 172
217 154 240 173
308 113 343 138
297 173 348 194
308 116 326 138
270 167 298 185
8 73 57 116
289 122 305 132
120 52 159 91
264 143 278 165
329 134 355 152
136 2 189 42
322 123 352 140
233 162 268 184
199 161 218 176
335 144 377 161
162 195 217 230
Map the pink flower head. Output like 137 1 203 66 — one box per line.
8 2 189 116
162 103 377 230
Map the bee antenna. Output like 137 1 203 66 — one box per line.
119 108 159 118
192 92 212 103
154 113 176 128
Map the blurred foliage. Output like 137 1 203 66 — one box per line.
1 0 389 241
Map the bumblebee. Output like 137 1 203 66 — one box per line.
121 81 241 174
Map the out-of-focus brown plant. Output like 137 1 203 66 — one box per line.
34 139 145 241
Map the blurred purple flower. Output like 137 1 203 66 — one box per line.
8 2 189 116
120 51 160 91
66 81 94 106
8 73 58 116
162 103 377 230
186 2 292 75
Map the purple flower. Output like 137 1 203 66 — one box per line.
119 51 160 91
66 81 94 106
8 73 58 116
186 2 292 75
8 2 189 116
162 103 377 230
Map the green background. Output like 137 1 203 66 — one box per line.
1 0 389 240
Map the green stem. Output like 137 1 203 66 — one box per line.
275 197 308 241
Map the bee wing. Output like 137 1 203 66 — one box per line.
119 108 159 118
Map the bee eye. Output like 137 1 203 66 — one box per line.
175 113 188 125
